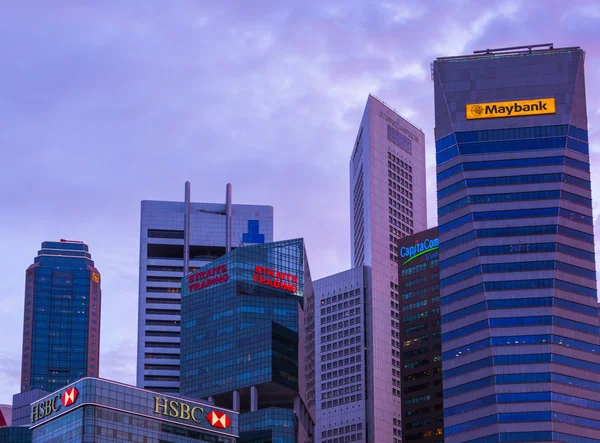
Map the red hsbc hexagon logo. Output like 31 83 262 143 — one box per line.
61 387 78 407
206 410 231 429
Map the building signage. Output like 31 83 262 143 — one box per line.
253 266 298 293
466 98 556 120
31 387 79 423
379 111 420 143
401 238 439 266
92 272 100 283
153 397 231 429
188 264 228 292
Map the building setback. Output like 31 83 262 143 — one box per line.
179 239 314 442
21 240 101 393
314 266 369 443
350 94 427 441
433 44 600 441
137 199 273 394
398 227 443 442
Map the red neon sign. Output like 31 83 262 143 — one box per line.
188 264 228 292
253 266 298 293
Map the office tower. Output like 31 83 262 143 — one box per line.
27 378 239 442
433 44 600 442
314 266 369 443
137 200 273 394
21 240 101 393
398 227 443 442
349 94 427 441
179 239 315 442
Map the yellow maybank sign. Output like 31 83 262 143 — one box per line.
466 98 556 120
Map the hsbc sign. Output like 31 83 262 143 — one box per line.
31 387 79 423
153 397 231 430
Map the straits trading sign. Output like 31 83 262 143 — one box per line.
400 238 439 267
188 264 228 293
466 98 556 120
253 265 298 293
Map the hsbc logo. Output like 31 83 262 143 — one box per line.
62 387 78 407
32 386 79 423
206 411 231 429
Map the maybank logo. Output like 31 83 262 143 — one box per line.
400 238 439 267
466 98 556 120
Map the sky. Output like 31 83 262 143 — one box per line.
1 0 599 405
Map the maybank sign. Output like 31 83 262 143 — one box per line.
401 238 439 267
466 98 556 120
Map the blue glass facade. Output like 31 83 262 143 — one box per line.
21 241 101 393
180 238 315 442
28 377 238 442
434 46 600 442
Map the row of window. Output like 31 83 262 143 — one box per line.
436 125 588 153
438 172 591 200
320 318 362 335
321 383 362 399
320 297 361 315
445 391 600 418
445 371 600 399
321 335 362 352
439 189 591 217
321 364 362 381
437 135 588 165
321 346 362 362
444 353 600 380
463 432 599 443
437 155 589 183
441 278 597 307
440 207 593 235
446 411 600 437
442 334 599 362
321 375 361 391
321 393 363 410
321 290 361 306
321 327 362 344
440 242 595 270
321 307 361 325
440 259 596 288
443 315 599 344
442 224 594 255
443 296 597 325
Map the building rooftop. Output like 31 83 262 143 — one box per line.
435 43 582 62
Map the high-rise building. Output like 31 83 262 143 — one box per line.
314 266 369 443
349 94 427 441
137 200 273 394
397 227 443 442
21 240 101 393
179 239 315 442
433 44 600 442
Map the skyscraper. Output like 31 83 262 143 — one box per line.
398 227 443 442
179 239 314 442
21 240 101 393
433 44 600 442
137 199 273 394
314 266 369 443
349 94 427 441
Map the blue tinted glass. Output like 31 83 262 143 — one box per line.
569 126 589 142
458 137 567 155
554 317 599 335
439 213 472 234
554 432 600 443
436 133 457 152
444 375 494 398
440 266 480 287
564 156 590 172
556 243 595 262
445 414 496 436
555 261 596 280
437 163 464 181
563 191 593 207
443 320 488 342
439 191 561 217
556 279 597 297
437 145 460 164
438 180 466 199
440 283 484 306
440 230 476 252
566 137 589 154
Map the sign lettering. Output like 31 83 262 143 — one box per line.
466 98 556 120
400 238 439 267
253 266 298 293
188 264 228 292
31 395 61 423
154 396 204 424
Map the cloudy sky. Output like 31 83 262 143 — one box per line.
1 0 599 405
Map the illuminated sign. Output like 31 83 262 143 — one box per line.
401 238 439 266
466 98 556 120
154 396 205 423
153 397 231 429
92 272 100 284
32 387 79 423
253 266 298 293
207 411 232 429
188 264 228 292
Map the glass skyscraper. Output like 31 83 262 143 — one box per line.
179 238 315 442
21 240 101 393
433 44 600 442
